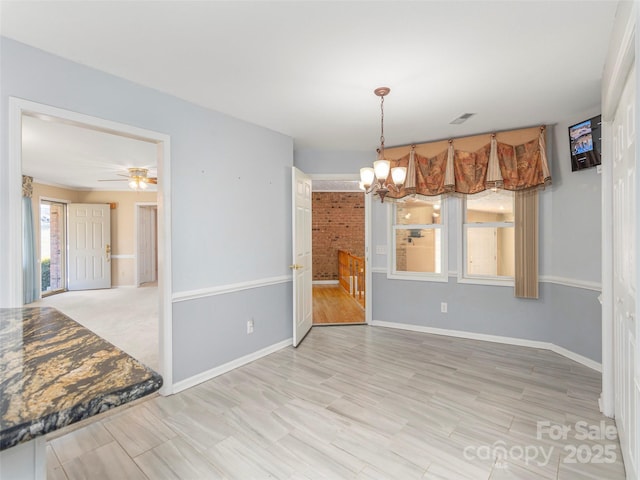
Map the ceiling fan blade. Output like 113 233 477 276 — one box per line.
147 177 158 184
98 179 127 182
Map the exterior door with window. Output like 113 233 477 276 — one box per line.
68 203 111 290
40 200 66 295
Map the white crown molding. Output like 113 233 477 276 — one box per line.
371 320 601 372
172 338 292 393
172 275 292 303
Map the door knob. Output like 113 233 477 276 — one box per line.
106 244 111 262
289 264 303 270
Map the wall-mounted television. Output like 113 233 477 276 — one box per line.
569 114 601 172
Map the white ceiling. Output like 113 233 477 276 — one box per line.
22 115 157 191
3 1 617 188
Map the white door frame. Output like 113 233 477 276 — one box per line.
8 97 173 395
308 174 372 324
135 202 158 287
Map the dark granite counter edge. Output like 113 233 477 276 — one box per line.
0 374 162 450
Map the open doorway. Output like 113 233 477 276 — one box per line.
11 97 172 392
310 177 366 325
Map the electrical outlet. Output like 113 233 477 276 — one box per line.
441 302 448 313
376 245 386 255
247 318 254 334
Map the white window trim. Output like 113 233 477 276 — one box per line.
387 199 449 283
457 196 515 287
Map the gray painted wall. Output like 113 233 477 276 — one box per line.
0 38 294 383
549 107 603 284
294 148 372 175
172 282 292 381
295 110 604 363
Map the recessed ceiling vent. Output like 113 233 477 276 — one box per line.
450 113 476 125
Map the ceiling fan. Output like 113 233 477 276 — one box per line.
99 167 157 190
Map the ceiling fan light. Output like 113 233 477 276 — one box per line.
139 180 148 189
128 179 139 190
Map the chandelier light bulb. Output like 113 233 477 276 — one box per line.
391 166 407 186
373 160 390 181
360 167 375 187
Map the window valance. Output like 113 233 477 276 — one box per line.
382 126 551 200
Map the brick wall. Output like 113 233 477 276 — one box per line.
312 192 364 281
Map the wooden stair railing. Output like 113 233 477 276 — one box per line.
338 250 365 308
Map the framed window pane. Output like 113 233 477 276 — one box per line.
395 228 442 273
466 190 514 223
466 226 514 277
395 198 442 225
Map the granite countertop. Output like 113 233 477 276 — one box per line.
0 307 162 450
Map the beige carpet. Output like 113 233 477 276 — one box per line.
34 285 159 371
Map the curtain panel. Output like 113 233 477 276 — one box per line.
22 175 38 304
382 126 551 200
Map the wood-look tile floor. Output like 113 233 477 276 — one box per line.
312 285 365 325
46 325 626 479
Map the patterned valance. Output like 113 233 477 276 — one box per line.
382 126 551 200
22 175 33 198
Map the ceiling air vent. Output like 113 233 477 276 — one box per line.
450 113 476 125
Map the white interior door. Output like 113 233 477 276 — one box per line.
612 68 637 480
291 167 312 347
68 203 111 290
467 227 497 276
138 205 158 285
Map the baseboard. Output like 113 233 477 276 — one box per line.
371 320 602 372
171 338 293 393
312 280 339 285
549 344 602 372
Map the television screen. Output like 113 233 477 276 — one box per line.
569 115 601 171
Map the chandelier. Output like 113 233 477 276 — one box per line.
360 87 407 202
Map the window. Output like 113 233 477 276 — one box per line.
389 196 447 282
461 189 514 285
